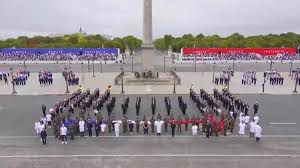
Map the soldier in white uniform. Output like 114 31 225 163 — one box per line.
255 123 262 142
154 119 164 136
114 120 122 137
191 125 198 137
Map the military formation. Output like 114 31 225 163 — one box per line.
35 86 262 145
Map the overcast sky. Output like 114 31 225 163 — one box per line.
0 0 299 39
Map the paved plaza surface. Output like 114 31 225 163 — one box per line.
0 71 299 95
0 94 299 167
1 51 300 167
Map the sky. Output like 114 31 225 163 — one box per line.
0 0 299 39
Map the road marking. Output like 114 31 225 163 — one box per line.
0 135 300 139
269 122 297 125
0 154 298 158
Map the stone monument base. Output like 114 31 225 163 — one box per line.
115 71 180 85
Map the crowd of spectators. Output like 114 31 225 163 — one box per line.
0 53 117 61
182 53 299 61
38 71 53 85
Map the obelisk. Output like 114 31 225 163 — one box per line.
143 0 152 45
142 0 154 72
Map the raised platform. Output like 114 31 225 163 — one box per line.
115 72 181 85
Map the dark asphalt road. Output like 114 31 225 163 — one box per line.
0 94 299 136
0 94 300 168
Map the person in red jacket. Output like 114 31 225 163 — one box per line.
219 119 224 135
212 120 219 136
208 112 214 123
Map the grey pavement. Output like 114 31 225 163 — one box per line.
0 94 300 167
1 60 300 73
0 71 299 95
0 94 299 136
0 137 299 168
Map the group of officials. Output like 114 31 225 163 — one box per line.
35 86 262 145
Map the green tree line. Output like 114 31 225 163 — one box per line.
154 32 300 52
0 33 143 53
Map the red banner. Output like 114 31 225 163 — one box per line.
182 48 296 56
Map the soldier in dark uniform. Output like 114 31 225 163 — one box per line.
108 116 112 133
253 101 259 115
151 97 156 115
166 101 171 116
150 116 155 133
229 117 235 133
121 103 126 116
41 104 46 117
136 117 140 133
163 115 169 132
95 117 101 137
87 117 94 137
177 115 182 133
182 103 187 115
170 118 176 137
223 117 228 136
69 119 75 140
122 116 128 134
184 114 189 131
136 97 141 116
206 120 212 138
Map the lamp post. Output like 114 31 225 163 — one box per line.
194 54 197 72
163 56 166 72
65 76 70 94
88 60 90 72
262 72 266 93
269 59 273 71
9 67 17 95
293 68 300 93
212 62 216 83
289 61 293 76
68 59 71 71
173 67 176 94
121 67 125 94
23 60 26 71
100 59 103 73
232 58 235 76
81 62 84 83
131 55 134 72
92 59 95 77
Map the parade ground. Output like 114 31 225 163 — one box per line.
0 94 299 167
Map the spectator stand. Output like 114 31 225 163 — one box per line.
179 48 299 64
0 48 123 64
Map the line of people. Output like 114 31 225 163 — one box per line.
265 70 284 85
0 71 9 84
241 70 257 85
38 71 53 85
12 70 30 86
